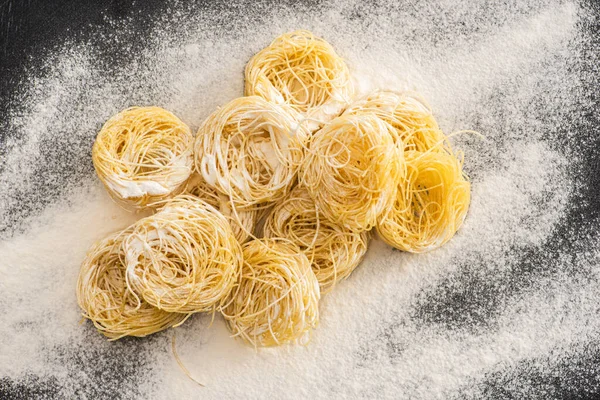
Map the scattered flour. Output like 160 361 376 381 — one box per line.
0 0 596 399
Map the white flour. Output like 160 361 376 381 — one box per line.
1 0 596 399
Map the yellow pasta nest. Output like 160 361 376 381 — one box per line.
194 96 309 208
92 106 194 210
222 238 320 347
344 90 447 152
263 186 369 293
245 30 354 131
185 174 257 243
299 113 404 232
77 230 188 340
123 195 243 314
80 29 477 345
377 150 470 253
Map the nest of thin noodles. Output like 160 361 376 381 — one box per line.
299 113 404 232
194 96 308 208
185 174 257 243
222 238 320 347
377 149 471 253
344 90 446 152
264 186 369 293
92 106 193 210
77 230 188 339
123 195 243 314
245 30 354 131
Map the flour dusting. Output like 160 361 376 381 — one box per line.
1 0 598 399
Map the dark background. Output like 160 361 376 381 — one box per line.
0 3 180 399
1 1 599 399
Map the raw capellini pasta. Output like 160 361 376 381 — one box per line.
344 90 447 153
194 96 308 208
263 186 369 293
245 30 354 131
77 230 188 340
299 113 404 232
222 238 320 347
92 106 193 210
123 195 243 314
79 28 477 348
185 174 257 243
377 149 471 253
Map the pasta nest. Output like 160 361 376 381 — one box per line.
185 174 257 244
92 106 193 210
299 113 404 232
263 186 369 293
77 230 188 340
377 150 471 253
245 30 354 131
344 90 447 153
123 195 243 313
222 238 320 347
194 96 309 208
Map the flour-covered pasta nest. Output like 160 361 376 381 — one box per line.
245 30 354 131
300 113 404 232
222 238 320 347
77 230 188 340
195 96 309 208
92 106 193 210
123 195 243 314
344 90 447 153
263 186 369 293
377 150 471 253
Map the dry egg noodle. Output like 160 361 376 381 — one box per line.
299 113 404 232
377 150 471 253
344 90 447 153
222 238 320 347
245 30 354 131
195 96 308 208
123 195 242 314
264 186 369 293
185 174 257 243
92 107 193 210
77 230 188 340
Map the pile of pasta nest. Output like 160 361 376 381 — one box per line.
78 30 471 348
